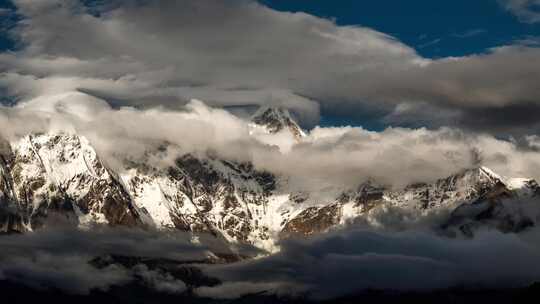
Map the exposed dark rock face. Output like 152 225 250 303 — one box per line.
281 203 342 237
79 178 143 226
0 141 26 233
0 204 25 234
251 107 305 139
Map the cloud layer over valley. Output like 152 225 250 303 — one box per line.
3 226 540 300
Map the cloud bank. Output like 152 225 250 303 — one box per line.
1 0 539 134
0 227 236 294
3 93 540 191
2 225 540 300
198 227 540 299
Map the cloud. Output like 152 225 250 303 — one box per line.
0 0 539 136
4 94 540 192
0 226 245 294
0 0 420 128
370 46 540 136
500 0 540 23
3 216 540 300
0 252 131 294
452 29 487 38
3 215 540 300
417 38 442 49
0 8 12 16
198 228 540 299
132 264 187 294
195 281 303 299
4 223 540 300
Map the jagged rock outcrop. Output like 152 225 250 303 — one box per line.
250 106 306 139
281 202 342 237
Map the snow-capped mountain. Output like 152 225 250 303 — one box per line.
249 106 306 139
1 112 539 252
287 166 540 237
0 133 143 233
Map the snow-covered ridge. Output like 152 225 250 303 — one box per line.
1 133 540 251
478 166 538 194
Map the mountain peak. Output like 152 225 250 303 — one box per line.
460 166 538 196
251 106 306 139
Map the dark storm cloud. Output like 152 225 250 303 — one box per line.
0 226 249 294
198 228 540 300
4 223 540 300
350 45 540 135
385 101 540 137
458 102 540 134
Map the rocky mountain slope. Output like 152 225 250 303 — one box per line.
1 108 539 252
249 106 306 140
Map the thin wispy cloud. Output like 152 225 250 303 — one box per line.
500 0 540 23
452 28 487 38
417 38 442 48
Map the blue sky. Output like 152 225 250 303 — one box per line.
0 0 17 52
261 0 540 58
2 1 539 57
257 0 540 128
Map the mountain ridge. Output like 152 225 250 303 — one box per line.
1 114 539 251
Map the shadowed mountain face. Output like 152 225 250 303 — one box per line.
251 106 306 139
1 111 539 251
